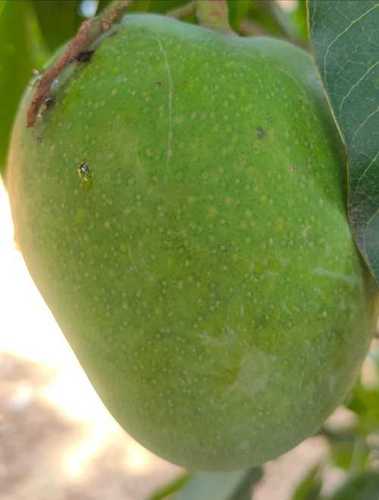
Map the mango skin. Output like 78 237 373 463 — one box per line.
6 14 379 470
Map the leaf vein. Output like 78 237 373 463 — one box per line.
352 105 379 142
353 149 379 196
323 3 379 83
339 60 379 113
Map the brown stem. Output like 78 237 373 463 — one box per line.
27 0 131 127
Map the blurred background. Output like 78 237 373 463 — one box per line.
2 1 379 499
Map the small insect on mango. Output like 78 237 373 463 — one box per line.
78 161 90 178
77 161 93 190
44 96 55 109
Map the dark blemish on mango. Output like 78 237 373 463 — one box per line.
75 50 95 63
78 161 90 176
77 161 93 190
44 96 55 109
256 127 266 140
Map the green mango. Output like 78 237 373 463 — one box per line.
6 14 379 470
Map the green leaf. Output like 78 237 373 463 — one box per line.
244 1 283 36
329 471 379 500
292 466 323 500
308 1 379 283
149 0 192 13
98 0 191 15
347 381 379 435
32 0 83 51
321 420 367 462
238 0 298 39
0 0 47 174
227 0 250 31
228 468 263 500
330 436 369 472
170 468 262 500
149 473 191 500
267 0 305 45
292 0 308 41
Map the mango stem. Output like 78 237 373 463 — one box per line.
26 0 131 128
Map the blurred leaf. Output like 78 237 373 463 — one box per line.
267 0 302 42
228 467 263 500
149 473 191 499
98 0 190 14
36 0 157 47
0 0 47 174
148 0 191 13
246 0 284 36
329 471 379 500
168 468 262 500
237 0 299 39
291 0 308 41
268 0 309 47
130 0 151 11
330 437 369 473
98 0 305 42
228 0 250 31
292 465 323 500
367 348 379 386
32 0 84 51
308 0 379 284
348 382 379 435
106 0 151 12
